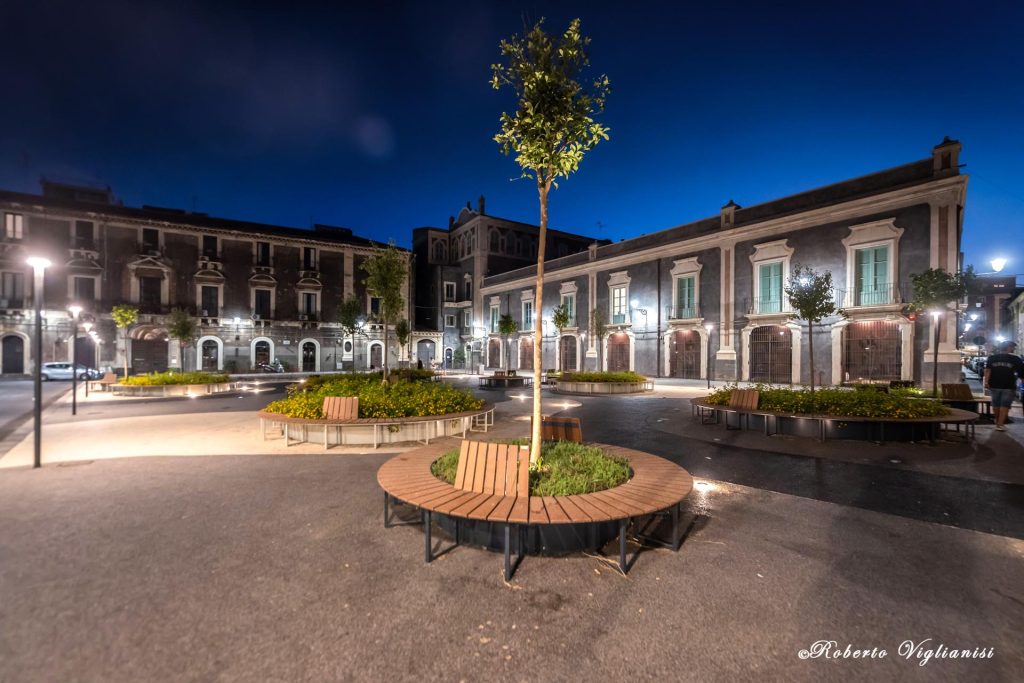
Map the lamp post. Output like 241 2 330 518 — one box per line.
26 256 51 469
68 305 82 415
704 323 714 390
929 309 942 395
83 322 94 397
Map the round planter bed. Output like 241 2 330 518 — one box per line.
691 397 978 443
555 379 654 395
256 404 495 449
111 382 238 397
377 442 693 577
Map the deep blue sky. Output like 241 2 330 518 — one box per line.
1 1 1020 274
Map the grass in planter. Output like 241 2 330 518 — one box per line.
430 441 630 496
559 371 646 383
705 384 949 419
121 371 230 386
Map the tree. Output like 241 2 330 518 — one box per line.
395 319 411 368
337 295 364 373
551 303 572 370
167 308 196 371
784 266 843 393
498 313 519 370
910 266 975 394
589 306 608 371
492 17 610 464
363 242 407 382
110 304 138 378
453 346 466 370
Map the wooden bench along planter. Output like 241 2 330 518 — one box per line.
692 396 979 443
378 440 693 580
533 415 583 443
257 403 495 449
554 380 654 395
111 381 238 397
88 372 118 392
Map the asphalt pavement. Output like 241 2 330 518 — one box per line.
0 380 69 440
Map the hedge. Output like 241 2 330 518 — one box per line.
121 371 230 386
704 384 950 419
559 371 647 383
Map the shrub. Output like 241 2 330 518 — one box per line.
704 384 949 419
121 371 230 386
559 371 647 383
264 375 484 419
431 441 629 496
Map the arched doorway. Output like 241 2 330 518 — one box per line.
301 341 317 372
253 340 271 367
487 339 501 369
843 321 901 382
444 347 453 368
607 332 630 372
2 334 25 374
201 339 220 371
670 330 700 379
559 335 577 371
131 326 169 374
369 343 383 369
750 325 792 384
519 338 533 370
75 336 97 372
416 339 435 366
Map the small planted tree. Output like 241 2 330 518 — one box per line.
337 295 364 372
785 266 843 393
110 304 138 378
552 303 572 370
363 242 407 382
492 17 610 464
167 308 196 371
910 266 974 394
498 313 519 371
395 319 411 369
589 306 608 371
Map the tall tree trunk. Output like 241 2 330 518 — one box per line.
808 321 815 392
123 329 129 378
383 319 390 383
530 181 549 466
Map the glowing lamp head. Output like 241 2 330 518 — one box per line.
83 322 94 333
26 256 51 271
233 317 241 325
630 299 640 309
970 313 978 321
68 305 83 318
798 276 811 287
991 258 1007 273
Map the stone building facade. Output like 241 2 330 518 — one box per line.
480 139 968 389
411 196 602 371
0 181 411 376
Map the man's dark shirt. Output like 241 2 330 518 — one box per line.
986 353 1024 390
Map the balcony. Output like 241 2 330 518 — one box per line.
666 305 700 320
747 297 785 316
836 283 901 308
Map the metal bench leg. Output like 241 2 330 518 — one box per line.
672 503 681 552
384 492 390 528
619 518 630 573
424 510 432 563
504 524 512 580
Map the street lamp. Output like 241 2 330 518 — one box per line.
26 256 51 469
929 309 942 395
991 258 1007 273
704 322 714 389
83 322 94 397
68 304 82 415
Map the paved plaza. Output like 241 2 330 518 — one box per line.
0 379 1022 681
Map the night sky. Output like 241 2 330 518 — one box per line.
1 1 1020 274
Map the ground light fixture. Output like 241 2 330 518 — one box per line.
68 304 83 415
26 256 52 469
704 322 714 390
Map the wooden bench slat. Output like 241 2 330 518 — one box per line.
564 494 611 522
508 497 530 524
454 440 472 490
484 496 517 523
323 396 359 420
554 495 592 523
541 496 571 524
466 495 506 521
516 447 530 498
433 491 484 514
449 492 495 518
528 496 549 525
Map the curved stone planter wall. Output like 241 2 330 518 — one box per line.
257 404 495 449
555 380 654 395
112 382 238 397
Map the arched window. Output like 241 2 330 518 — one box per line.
433 241 446 263
490 230 500 252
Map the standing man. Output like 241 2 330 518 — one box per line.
983 341 1024 431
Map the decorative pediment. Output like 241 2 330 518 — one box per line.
64 256 103 273
296 277 323 289
194 268 226 283
127 255 171 271
248 272 278 286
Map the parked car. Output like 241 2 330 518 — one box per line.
40 363 101 381
255 360 284 373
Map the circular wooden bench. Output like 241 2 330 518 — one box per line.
691 397 979 443
257 404 495 449
377 441 693 578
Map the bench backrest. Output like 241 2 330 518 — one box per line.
539 415 583 443
941 383 973 400
322 396 359 420
99 373 117 384
454 440 530 497
729 389 760 410
494 370 507 377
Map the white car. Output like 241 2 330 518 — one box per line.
40 363 101 381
